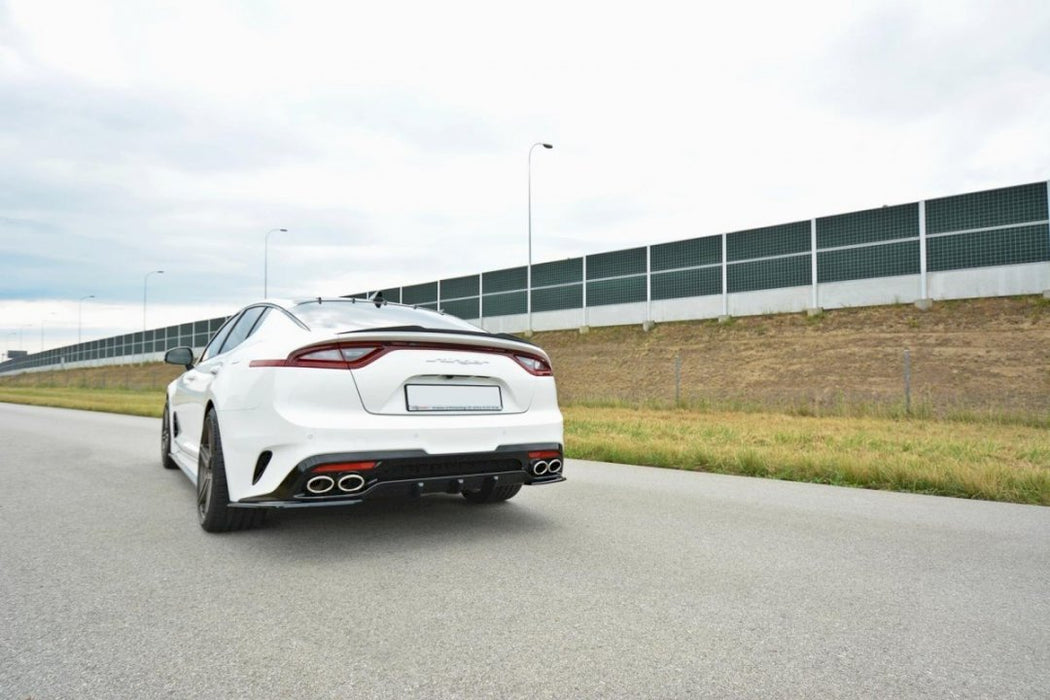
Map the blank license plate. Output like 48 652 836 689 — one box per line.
405 385 503 412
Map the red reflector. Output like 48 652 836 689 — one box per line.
528 450 561 460
249 360 287 368
313 461 377 473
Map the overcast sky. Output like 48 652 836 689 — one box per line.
2 0 1049 353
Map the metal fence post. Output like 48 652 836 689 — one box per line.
919 200 928 302
720 233 729 319
810 218 819 309
675 352 682 406
904 349 912 415
582 256 588 329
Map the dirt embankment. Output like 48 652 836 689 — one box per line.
3 295 1048 417
535 295 1050 415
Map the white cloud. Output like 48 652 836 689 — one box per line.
2 0 1049 351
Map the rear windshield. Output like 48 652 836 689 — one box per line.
290 300 483 334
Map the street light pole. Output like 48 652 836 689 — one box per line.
527 142 553 336
143 271 164 364
144 270 164 334
40 313 55 352
264 228 288 298
78 294 95 344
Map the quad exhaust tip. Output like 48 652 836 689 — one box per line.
532 460 549 476
338 473 366 493
547 458 562 474
305 475 335 495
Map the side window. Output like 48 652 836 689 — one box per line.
201 315 239 362
218 306 267 355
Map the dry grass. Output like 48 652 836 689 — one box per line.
0 387 164 417
563 405 1050 505
3 297 1049 505
0 363 181 391
541 295 1050 416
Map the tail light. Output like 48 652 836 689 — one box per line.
251 341 553 375
250 344 383 369
513 354 553 376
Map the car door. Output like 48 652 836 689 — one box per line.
171 307 268 461
171 312 239 460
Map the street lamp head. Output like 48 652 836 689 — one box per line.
542 143 553 149
279 228 288 232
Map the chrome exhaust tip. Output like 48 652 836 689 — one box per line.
532 460 549 476
547 458 562 474
338 473 366 493
305 475 335 495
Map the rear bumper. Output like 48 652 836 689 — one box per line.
233 443 565 509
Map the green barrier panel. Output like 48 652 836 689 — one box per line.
586 247 646 280
727 221 809 261
483 266 527 293
651 236 721 271
532 284 583 312
440 274 480 299
926 182 1048 234
441 297 479 320
533 258 583 287
402 281 438 305
728 254 810 293
818 240 919 283
817 203 919 249
586 275 647 306
651 267 722 300
928 224 1050 271
482 290 527 316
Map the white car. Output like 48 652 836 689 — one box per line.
161 297 565 532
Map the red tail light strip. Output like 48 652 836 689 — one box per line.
250 341 553 375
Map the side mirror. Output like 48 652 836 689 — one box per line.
164 347 195 370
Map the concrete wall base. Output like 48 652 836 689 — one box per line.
578 326 590 334
718 315 732 324
806 307 824 317
915 298 934 311
642 320 655 332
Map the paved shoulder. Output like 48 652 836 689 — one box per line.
1 404 1048 698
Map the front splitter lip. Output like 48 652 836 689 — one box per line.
231 471 566 509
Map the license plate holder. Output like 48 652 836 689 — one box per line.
405 384 503 412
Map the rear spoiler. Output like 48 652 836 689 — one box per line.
338 325 539 348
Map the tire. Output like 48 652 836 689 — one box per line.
161 402 178 470
462 482 522 504
197 410 265 533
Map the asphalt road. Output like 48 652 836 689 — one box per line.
1 402 1048 699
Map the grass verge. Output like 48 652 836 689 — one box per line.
1 384 1047 506
0 387 165 418
563 405 1050 505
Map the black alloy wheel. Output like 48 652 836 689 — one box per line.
196 410 264 533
